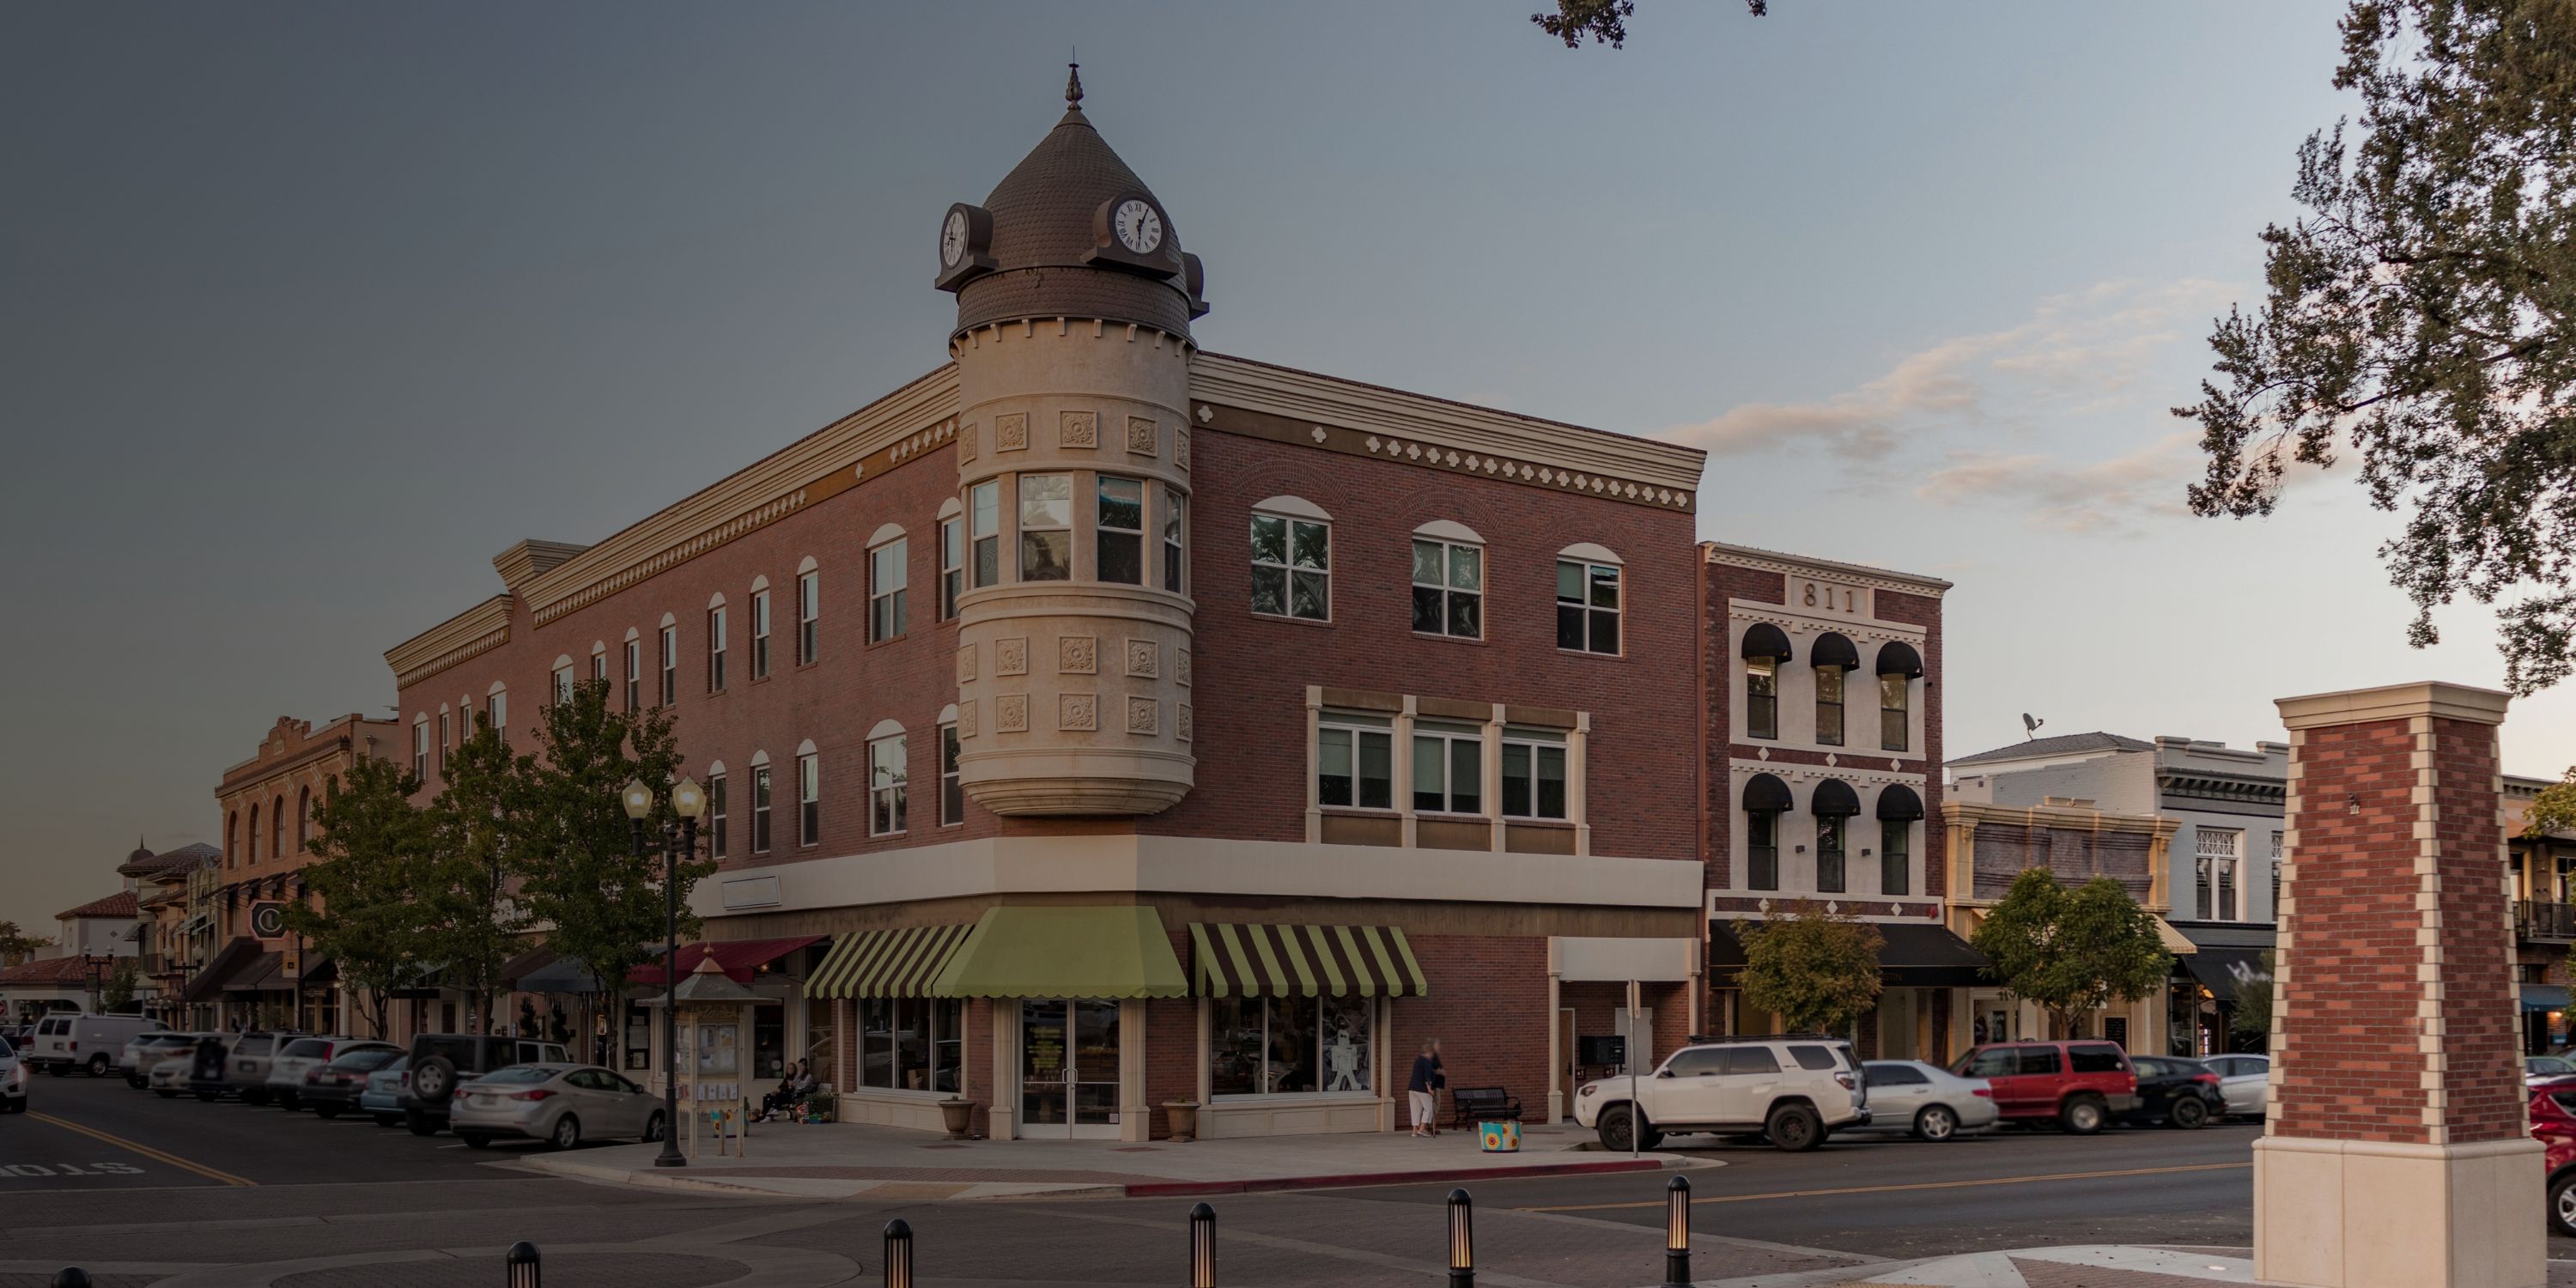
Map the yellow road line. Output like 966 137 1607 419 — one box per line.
1516 1161 2249 1212
27 1112 256 1188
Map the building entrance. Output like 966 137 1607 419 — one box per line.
1020 999 1120 1139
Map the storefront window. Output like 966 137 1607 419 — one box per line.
806 1009 836 1091
754 1008 785 1081
857 997 963 1093
1209 994 1372 1097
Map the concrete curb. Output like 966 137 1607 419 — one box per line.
512 1149 1688 1200
1123 1154 1680 1197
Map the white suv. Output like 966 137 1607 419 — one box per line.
1573 1036 1868 1152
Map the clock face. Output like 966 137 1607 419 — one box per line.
941 209 969 266
1113 199 1163 254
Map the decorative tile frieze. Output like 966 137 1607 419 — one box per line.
1175 648 1191 688
961 422 978 463
957 699 978 739
1174 426 1189 470
1059 693 1098 732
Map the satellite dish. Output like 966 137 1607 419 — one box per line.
2021 713 2045 738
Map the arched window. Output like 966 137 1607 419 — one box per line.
486 681 509 744
1741 774 1791 891
749 576 774 679
1811 633 1859 747
227 811 239 869
795 556 822 665
795 738 822 847
867 524 908 642
1876 784 1925 896
936 499 965 621
1555 543 1621 655
270 795 285 862
296 787 312 852
1251 496 1331 622
706 761 729 860
866 720 907 837
1811 780 1860 894
1741 624 1792 740
247 803 261 865
551 654 575 705
1411 519 1484 640
749 750 774 854
623 627 643 713
1876 641 1923 752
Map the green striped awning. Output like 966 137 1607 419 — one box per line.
805 925 974 1000
1189 923 1430 999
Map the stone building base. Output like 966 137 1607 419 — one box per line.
2253 1135 2544 1288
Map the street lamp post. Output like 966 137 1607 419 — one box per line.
624 775 705 1170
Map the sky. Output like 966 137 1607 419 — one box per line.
7 2 2571 930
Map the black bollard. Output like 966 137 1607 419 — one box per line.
53 1270 90 1288
1188 1201 1216 1288
1446 1188 1474 1288
1663 1174 1692 1288
884 1218 910 1288
506 1240 541 1288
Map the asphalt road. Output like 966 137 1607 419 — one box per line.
0 1072 2418 1287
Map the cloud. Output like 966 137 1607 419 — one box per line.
1917 432 2201 535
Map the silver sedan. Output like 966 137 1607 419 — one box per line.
1848 1060 2001 1141
449 1063 665 1151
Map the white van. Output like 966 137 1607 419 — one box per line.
29 1012 164 1077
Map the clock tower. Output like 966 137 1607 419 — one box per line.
938 67 1209 817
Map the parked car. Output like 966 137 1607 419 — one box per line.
1947 1040 2139 1134
267 1037 390 1110
2203 1053 2270 1117
27 1013 164 1078
361 1055 410 1127
218 1032 296 1104
1574 1035 1868 1152
450 1063 666 1151
122 1032 200 1088
0 1034 26 1114
2124 1054 2227 1129
398 1035 571 1135
1850 1060 1997 1141
184 1033 243 1100
148 1041 203 1097
2530 1077 2576 1236
2530 1055 2576 1084
301 1044 406 1120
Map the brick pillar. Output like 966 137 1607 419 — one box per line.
2257 682 2539 1288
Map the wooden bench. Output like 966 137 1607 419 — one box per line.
1449 1086 1523 1129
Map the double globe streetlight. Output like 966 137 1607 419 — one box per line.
621 774 706 1170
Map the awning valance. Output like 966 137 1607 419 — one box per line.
1810 632 1860 671
1876 923 1988 987
1812 780 1861 817
627 935 824 987
2525 984 2571 1013
182 937 262 1004
1876 784 1925 820
1190 923 1430 999
806 925 975 1000
1741 623 1793 662
1743 773 1793 812
1875 641 1924 677
931 907 1188 999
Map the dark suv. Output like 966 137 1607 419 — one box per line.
1948 1040 2139 1134
399 1034 569 1135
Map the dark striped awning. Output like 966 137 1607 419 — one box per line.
1190 923 1430 999
805 925 974 1000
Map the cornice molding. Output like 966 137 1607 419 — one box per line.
2275 680 2510 730
386 596 513 692
1945 798 2182 839
1726 603 1927 645
1703 542 1953 595
1188 352 1706 507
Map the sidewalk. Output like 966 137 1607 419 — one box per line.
512 1119 1696 1200
1798 1246 2575 1287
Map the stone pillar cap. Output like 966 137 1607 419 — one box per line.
2275 680 2509 731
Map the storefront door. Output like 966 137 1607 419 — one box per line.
1019 999 1121 1139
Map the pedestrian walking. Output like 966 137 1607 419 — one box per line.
1407 1038 1445 1138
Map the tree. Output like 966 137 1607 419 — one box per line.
2525 766 2576 842
504 678 708 1045
0 921 45 965
1735 901 1884 1035
1531 0 1765 49
2179 0 2576 694
100 957 140 1012
2228 950 2279 1050
1971 868 2173 1037
284 754 439 1040
419 713 532 1035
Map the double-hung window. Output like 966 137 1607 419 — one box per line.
1815 665 1844 746
750 766 772 854
2196 829 2243 920
798 751 821 847
1315 711 1394 811
708 606 728 692
870 540 908 642
1816 814 1846 894
659 625 677 706
1018 474 1072 581
623 640 641 713
1880 820 1910 896
1411 538 1483 639
1747 809 1781 890
1097 476 1144 584
1555 560 1619 654
1249 512 1328 621
939 724 963 826
1411 720 1484 815
487 690 507 744
590 651 607 684
1880 672 1910 751
437 711 451 773
412 720 428 782
938 516 963 619
1163 492 1185 593
1500 727 1569 820
870 733 908 836
552 664 574 705
709 773 728 860
969 482 1000 589
1747 657 1778 740
797 570 819 665
750 589 771 679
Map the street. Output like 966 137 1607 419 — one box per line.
0 1074 2289 1287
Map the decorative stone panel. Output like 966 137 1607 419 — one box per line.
994 636 1028 677
1126 416 1157 456
961 422 979 463
1059 410 1097 449
1174 426 1189 470
957 644 978 684
995 695 1029 733
1059 693 1097 732
1058 635 1097 675
1126 696 1158 735
995 412 1029 453
1175 648 1191 688
1177 703 1194 743
1124 639 1157 677
957 699 978 739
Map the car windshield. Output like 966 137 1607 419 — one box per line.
330 1048 401 1072
282 1039 330 1058
475 1066 555 1085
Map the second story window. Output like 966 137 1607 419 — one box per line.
1742 624 1790 742
1316 710 1394 810
1745 773 1790 891
870 732 908 836
798 749 821 847
750 588 771 680
939 514 963 619
1249 508 1329 621
751 764 772 854
659 624 677 706
870 539 908 642
1163 491 1186 593
623 639 641 713
708 605 727 692
1500 727 1568 820
1097 476 1145 584
487 688 507 744
1019 473 1073 581
797 568 820 665
590 649 607 684
969 482 1001 589
1411 536 1484 640
1814 780 1858 895
1876 641 1923 753
412 719 428 781
437 710 451 772
1815 666 1844 746
1882 820 1911 896
1411 721 1484 815
939 722 963 826
709 772 728 860
2197 829 2243 920
554 662 574 706
1555 555 1620 655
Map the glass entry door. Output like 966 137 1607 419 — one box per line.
1020 999 1121 1139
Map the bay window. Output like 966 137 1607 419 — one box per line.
1097 476 1144 584
1018 473 1072 580
969 481 1000 589
1163 490 1186 593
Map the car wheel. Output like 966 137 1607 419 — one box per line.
1596 1104 1638 1152
1767 1103 1824 1152
2059 1097 2107 1135
313 1104 341 1120
1914 1105 1959 1142
459 1133 492 1150
2170 1097 2209 1130
2552 1171 2576 1238
550 1115 582 1151
642 1111 666 1143
411 1056 457 1103
405 1110 440 1137
87 1054 112 1078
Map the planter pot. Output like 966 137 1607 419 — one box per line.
939 1098 975 1139
1163 1100 1200 1143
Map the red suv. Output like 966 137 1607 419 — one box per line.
2531 1078 2576 1236
1948 1041 2140 1134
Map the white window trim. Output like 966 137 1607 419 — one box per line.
1410 723 1486 817
1554 557 1621 657
1250 507 1332 623
868 726 908 838
1316 711 1396 813
869 537 908 642
1498 728 1570 821
1410 533 1485 641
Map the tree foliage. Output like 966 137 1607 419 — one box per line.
0 921 46 963
2180 0 2576 693
100 957 140 1012
285 753 438 1039
1735 901 1883 1035
2228 950 2279 1048
1530 0 1765 50
2524 765 2576 841
1971 868 2172 1036
419 714 531 1036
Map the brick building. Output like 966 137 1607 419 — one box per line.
2506 773 2576 1054
382 72 1712 1139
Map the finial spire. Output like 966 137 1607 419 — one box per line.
1066 60 1084 109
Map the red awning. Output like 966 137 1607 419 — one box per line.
626 936 823 987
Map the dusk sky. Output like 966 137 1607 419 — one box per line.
8 2 2568 929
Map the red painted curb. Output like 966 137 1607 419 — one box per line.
1122 1157 1668 1198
